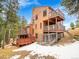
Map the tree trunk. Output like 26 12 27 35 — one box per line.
2 30 6 49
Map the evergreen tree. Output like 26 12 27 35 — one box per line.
0 0 19 48
61 0 79 18
76 19 79 28
70 22 75 29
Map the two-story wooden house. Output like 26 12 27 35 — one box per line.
31 6 65 44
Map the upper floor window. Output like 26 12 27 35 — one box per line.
43 10 47 17
35 15 38 20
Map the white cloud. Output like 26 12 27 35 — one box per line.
18 0 41 7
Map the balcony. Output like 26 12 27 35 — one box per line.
43 25 65 32
48 11 64 20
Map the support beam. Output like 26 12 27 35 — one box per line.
61 20 63 24
48 20 50 43
56 18 58 42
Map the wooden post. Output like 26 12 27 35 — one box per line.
44 34 46 43
42 22 44 43
56 18 58 42
48 20 50 43
61 20 63 24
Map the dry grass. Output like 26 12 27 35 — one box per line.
69 28 79 36
58 32 74 45
0 46 30 59
58 28 79 45
0 48 15 59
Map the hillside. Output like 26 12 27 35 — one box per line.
58 28 79 45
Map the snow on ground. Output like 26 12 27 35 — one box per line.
10 55 21 59
13 41 79 59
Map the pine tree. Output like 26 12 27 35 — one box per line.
61 0 79 18
0 0 19 48
70 22 75 29
76 19 79 28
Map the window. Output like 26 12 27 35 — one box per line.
43 10 47 17
40 23 42 29
35 15 38 20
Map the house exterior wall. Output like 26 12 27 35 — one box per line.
32 7 54 36
32 6 64 43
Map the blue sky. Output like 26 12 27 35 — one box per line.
18 0 77 29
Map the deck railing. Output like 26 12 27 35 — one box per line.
48 11 64 19
43 24 65 31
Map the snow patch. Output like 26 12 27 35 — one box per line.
10 55 20 59
13 41 79 59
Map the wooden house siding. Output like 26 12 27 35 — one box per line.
31 6 65 44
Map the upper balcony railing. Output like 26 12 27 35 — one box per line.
48 11 64 19
56 12 64 19
43 24 65 32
